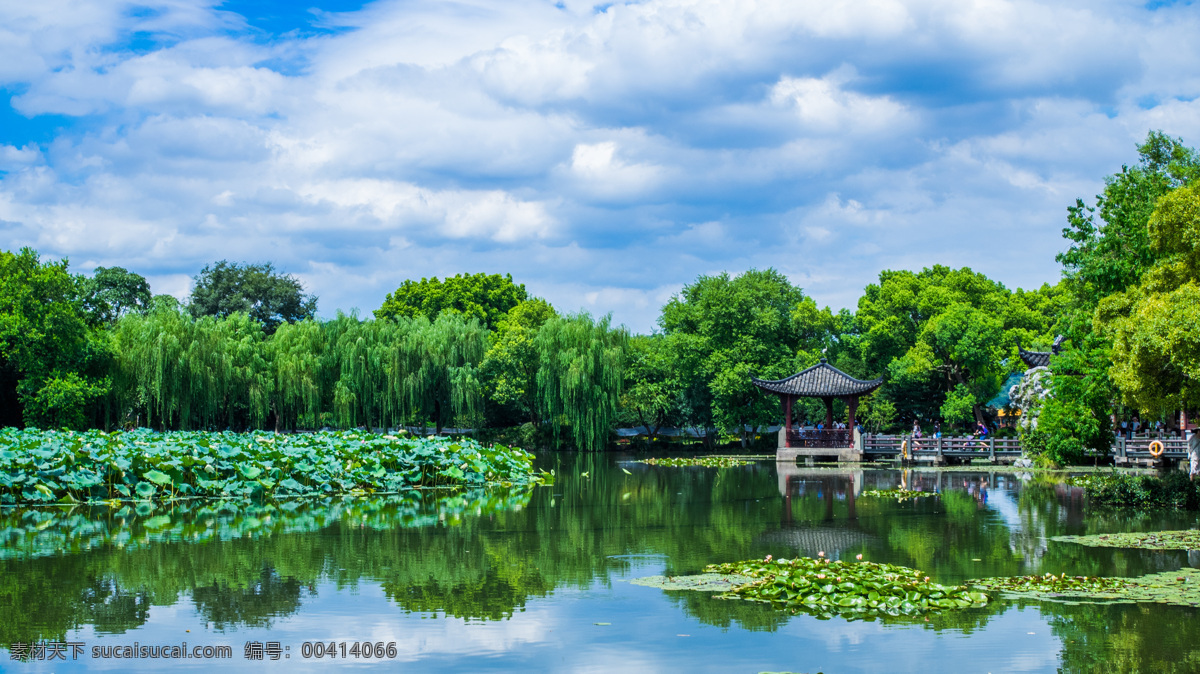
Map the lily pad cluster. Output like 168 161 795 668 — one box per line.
0 428 545 504
637 457 753 468
703 556 988 618
973 567 1200 608
973 573 1135 596
1051 530 1200 550
0 489 532 561
859 489 937 501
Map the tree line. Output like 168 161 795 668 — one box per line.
1 131 1197 459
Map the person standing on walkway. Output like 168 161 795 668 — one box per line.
1189 428 1200 479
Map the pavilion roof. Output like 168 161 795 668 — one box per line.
751 359 883 398
1018 347 1051 369
1018 335 1065 370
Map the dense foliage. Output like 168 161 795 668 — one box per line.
0 428 542 504
189 261 317 333
375 272 528 328
1070 471 1200 510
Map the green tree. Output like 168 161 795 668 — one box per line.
375 273 528 329
80 266 152 325
0 248 109 428
1030 132 1200 462
189 261 317 334
535 313 628 451
854 266 1036 426
619 334 683 441
1096 182 1200 415
1059 131 1200 307
659 269 832 447
481 299 558 425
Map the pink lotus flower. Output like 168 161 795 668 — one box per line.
817 551 825 557
765 555 773 562
856 554 863 561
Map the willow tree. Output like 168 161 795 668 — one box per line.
326 313 391 431
109 306 274 430
390 314 487 433
270 319 329 430
535 313 628 451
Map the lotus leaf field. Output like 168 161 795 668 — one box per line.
0 428 544 504
859 489 938 501
637 457 754 468
695 556 988 619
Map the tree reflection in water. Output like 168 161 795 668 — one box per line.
2 456 1200 671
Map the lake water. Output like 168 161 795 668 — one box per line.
2 453 1199 672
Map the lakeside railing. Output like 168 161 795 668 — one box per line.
786 428 852 448
861 433 1192 463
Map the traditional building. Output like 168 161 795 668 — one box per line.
751 358 883 451
1017 334 1065 369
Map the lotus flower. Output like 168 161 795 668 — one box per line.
856 554 863 560
818 551 825 557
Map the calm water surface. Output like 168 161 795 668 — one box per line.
3 453 1200 672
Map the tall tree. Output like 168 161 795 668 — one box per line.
481 299 557 425
375 273 528 329
659 269 832 447
1059 131 1200 307
0 248 108 428
535 313 628 451
1096 181 1200 415
189 261 317 334
80 266 152 325
854 266 1055 427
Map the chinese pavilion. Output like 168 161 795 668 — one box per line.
751 358 884 451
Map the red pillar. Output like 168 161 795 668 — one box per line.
823 397 834 428
847 396 858 431
784 396 793 448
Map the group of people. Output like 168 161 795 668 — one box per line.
910 419 991 448
1116 417 1176 439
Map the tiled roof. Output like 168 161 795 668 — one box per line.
1018 348 1051 369
751 359 884 397
1018 335 1065 370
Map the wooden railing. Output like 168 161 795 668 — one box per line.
1115 436 1189 460
787 428 852 448
861 433 1192 463
862 434 1022 462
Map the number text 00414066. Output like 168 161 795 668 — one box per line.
301 642 399 659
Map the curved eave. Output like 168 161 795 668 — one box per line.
751 363 885 397
1018 348 1051 369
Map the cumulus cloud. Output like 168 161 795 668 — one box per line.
1 0 1199 331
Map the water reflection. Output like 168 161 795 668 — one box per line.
1 456 1199 671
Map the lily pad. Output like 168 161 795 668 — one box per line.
1051 530 1200 550
631 573 758 591
636 457 754 468
973 567 1200 608
859 489 937 501
637 556 987 620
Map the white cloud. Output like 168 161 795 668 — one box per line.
1 0 1197 332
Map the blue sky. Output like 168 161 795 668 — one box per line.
2 0 1199 332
